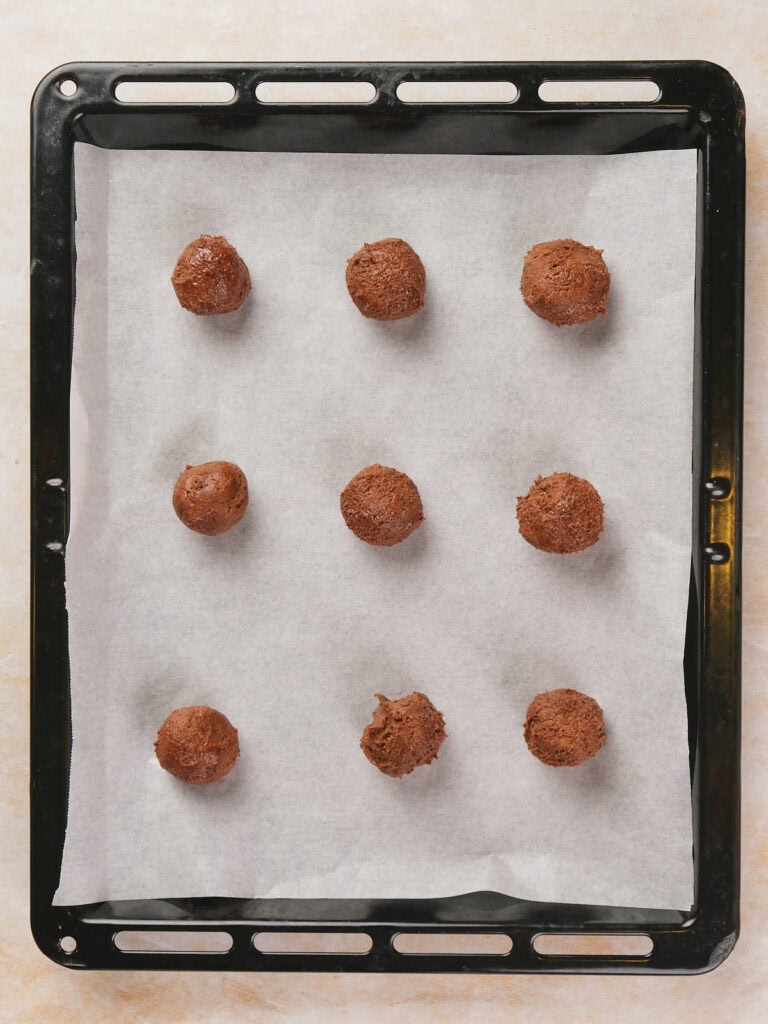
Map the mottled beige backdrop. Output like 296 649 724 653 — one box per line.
2 3 766 1021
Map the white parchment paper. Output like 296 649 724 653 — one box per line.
56 145 696 908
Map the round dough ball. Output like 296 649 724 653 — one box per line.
173 461 248 536
517 472 603 554
345 237 426 320
171 235 251 315
340 463 424 546
360 692 446 778
521 239 610 326
155 705 240 784
524 688 605 767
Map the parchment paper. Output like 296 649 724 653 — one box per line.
56 145 696 908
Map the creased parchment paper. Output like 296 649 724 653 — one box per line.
56 145 696 908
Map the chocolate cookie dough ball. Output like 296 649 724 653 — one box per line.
517 472 603 554
361 692 446 778
345 237 426 320
521 239 610 326
155 705 240 784
524 688 605 767
173 460 248 536
171 235 251 315
340 463 424 546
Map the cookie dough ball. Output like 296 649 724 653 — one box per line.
521 239 610 326
345 237 426 320
524 688 605 767
340 463 424 546
171 235 251 315
173 460 248 536
517 472 603 554
155 705 240 784
361 692 446 778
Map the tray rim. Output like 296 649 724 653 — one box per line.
29 59 744 975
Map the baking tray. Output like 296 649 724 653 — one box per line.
30 61 744 974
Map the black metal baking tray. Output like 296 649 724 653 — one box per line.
30 61 744 974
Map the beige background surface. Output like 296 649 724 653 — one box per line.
1 2 765 1021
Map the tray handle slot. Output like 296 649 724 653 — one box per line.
255 81 377 105
114 929 233 953
538 80 660 103
253 931 372 954
533 932 653 957
114 81 236 104
395 80 518 104
393 932 513 956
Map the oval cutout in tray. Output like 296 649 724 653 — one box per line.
394 932 513 956
396 80 518 103
255 81 376 104
538 79 660 103
534 933 653 957
253 931 372 954
115 80 236 104
114 930 234 953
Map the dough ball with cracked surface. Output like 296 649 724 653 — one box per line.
340 463 424 546
171 235 251 315
173 460 248 535
524 688 605 767
155 705 240 784
360 692 446 778
517 472 603 554
345 237 426 320
521 239 609 326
